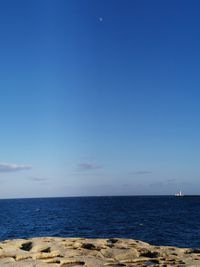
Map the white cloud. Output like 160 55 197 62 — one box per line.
0 163 32 172
29 176 47 182
77 163 102 171
129 171 152 175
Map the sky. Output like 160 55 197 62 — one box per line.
0 0 200 198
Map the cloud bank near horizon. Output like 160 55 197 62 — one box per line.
0 163 32 173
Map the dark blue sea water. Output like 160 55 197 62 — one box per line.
0 196 199 248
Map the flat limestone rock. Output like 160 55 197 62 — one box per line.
0 237 199 266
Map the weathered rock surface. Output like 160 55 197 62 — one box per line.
0 237 199 266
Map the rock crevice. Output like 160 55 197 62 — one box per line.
0 237 199 266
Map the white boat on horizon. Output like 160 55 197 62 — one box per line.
175 191 184 197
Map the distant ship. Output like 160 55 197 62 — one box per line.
175 190 184 197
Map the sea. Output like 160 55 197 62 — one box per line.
0 196 199 248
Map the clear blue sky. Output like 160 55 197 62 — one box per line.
0 0 200 198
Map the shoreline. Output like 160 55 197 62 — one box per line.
0 237 199 266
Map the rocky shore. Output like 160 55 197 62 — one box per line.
0 237 199 266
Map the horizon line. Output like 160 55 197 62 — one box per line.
0 194 195 200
